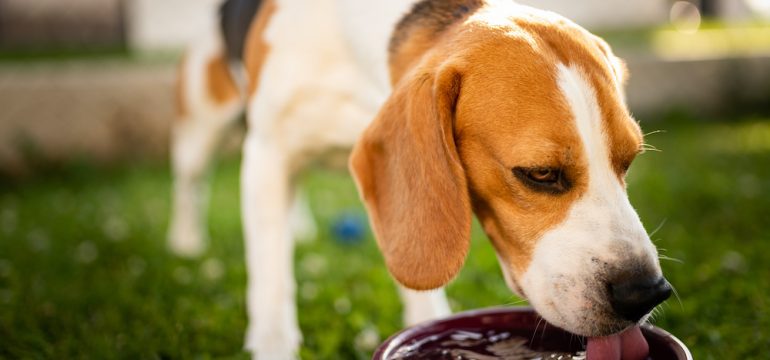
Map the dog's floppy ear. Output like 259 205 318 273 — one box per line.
350 64 470 290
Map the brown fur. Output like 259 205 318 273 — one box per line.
351 2 643 290
350 51 470 290
206 54 241 104
243 0 276 96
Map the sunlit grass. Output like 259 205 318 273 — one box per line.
653 23 770 60
597 20 770 59
704 120 770 154
1 116 769 359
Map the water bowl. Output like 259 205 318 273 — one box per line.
373 307 691 360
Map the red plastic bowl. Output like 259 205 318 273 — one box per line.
373 307 691 360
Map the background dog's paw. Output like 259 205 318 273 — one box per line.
245 323 302 360
167 227 208 258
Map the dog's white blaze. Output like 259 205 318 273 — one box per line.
518 64 660 335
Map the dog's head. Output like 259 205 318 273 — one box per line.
350 4 670 337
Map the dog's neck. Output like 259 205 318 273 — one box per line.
388 0 484 84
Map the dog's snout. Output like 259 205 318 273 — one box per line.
609 276 672 322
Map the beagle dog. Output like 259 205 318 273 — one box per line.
169 0 672 358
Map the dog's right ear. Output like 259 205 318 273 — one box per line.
349 64 471 291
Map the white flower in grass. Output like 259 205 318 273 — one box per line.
354 325 381 352
721 251 747 273
300 254 327 277
102 216 129 242
334 297 351 315
201 258 225 281
300 281 319 301
75 241 98 264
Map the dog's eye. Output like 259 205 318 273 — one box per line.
512 167 570 194
529 168 558 183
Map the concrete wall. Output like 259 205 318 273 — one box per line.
516 0 670 28
627 55 770 117
0 0 125 49
0 62 175 173
126 0 220 52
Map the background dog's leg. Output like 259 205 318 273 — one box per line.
398 285 452 326
241 134 300 359
168 47 243 257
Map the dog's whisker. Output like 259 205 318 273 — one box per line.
639 142 663 153
646 309 656 324
503 297 529 307
643 129 667 137
640 145 662 153
531 316 544 344
647 218 667 238
651 306 663 323
669 283 684 310
658 255 684 264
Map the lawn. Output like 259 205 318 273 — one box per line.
1 116 769 359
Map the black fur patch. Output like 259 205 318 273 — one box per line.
389 0 483 56
220 0 263 62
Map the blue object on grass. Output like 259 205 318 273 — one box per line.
332 213 366 245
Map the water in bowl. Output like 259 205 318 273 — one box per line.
388 328 586 360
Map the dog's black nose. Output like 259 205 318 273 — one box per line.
609 276 672 322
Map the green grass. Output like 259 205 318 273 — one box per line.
1 117 769 359
595 20 770 58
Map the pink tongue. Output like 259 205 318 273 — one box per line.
586 326 649 360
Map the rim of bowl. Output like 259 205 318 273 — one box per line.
373 306 692 360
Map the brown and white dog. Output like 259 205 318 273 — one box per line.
169 0 672 358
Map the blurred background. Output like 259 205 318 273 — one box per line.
0 0 768 358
